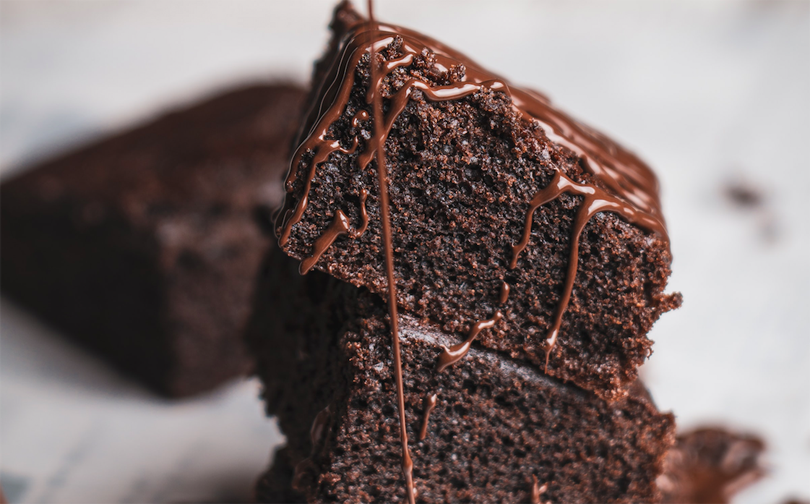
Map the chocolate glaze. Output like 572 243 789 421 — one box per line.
417 392 438 441
277 1 669 500
300 188 368 274
499 281 510 305
367 3 414 503
436 312 503 373
276 15 666 248
510 171 666 367
530 475 550 504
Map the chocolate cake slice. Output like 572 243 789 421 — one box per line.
0 83 305 396
247 246 676 503
276 1 680 401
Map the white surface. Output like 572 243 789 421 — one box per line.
1 1 809 503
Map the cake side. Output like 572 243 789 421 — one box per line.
276 3 680 400
1 83 306 396
247 247 676 503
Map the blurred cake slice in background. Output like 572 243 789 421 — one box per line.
1 83 305 397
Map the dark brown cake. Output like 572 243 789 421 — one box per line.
248 246 676 503
0 83 305 396
276 2 680 401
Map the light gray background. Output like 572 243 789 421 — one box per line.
1 1 808 503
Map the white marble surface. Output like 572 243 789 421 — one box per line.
1 1 808 503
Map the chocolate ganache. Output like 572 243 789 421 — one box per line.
275 1 671 500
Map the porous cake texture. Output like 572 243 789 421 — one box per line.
248 247 676 503
276 2 680 400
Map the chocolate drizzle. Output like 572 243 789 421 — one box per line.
277 1 669 500
436 312 503 373
499 281 511 305
417 392 438 441
276 6 668 357
530 475 550 504
367 3 414 503
510 171 667 367
299 189 368 274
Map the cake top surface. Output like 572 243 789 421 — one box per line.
276 1 667 247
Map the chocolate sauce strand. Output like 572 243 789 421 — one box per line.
530 475 549 504
418 393 438 441
437 312 503 373
499 281 510 305
300 189 369 274
511 170 667 366
368 3 415 503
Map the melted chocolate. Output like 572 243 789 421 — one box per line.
530 475 550 504
418 392 438 441
278 1 669 500
658 426 766 504
436 312 503 373
510 171 666 367
499 281 510 305
300 189 368 274
367 3 414 503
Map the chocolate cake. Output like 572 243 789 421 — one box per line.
249 1 681 501
0 83 305 396
248 247 676 503
276 1 681 401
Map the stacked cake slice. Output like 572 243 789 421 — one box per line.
247 2 680 502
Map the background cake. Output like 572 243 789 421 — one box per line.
1 83 305 396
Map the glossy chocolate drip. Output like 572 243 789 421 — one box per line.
367 3 415 503
418 392 438 441
499 281 510 305
510 171 667 367
530 475 550 504
276 12 667 247
436 312 503 373
300 189 368 274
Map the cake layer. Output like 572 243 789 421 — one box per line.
0 83 305 396
276 2 680 400
247 246 676 503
